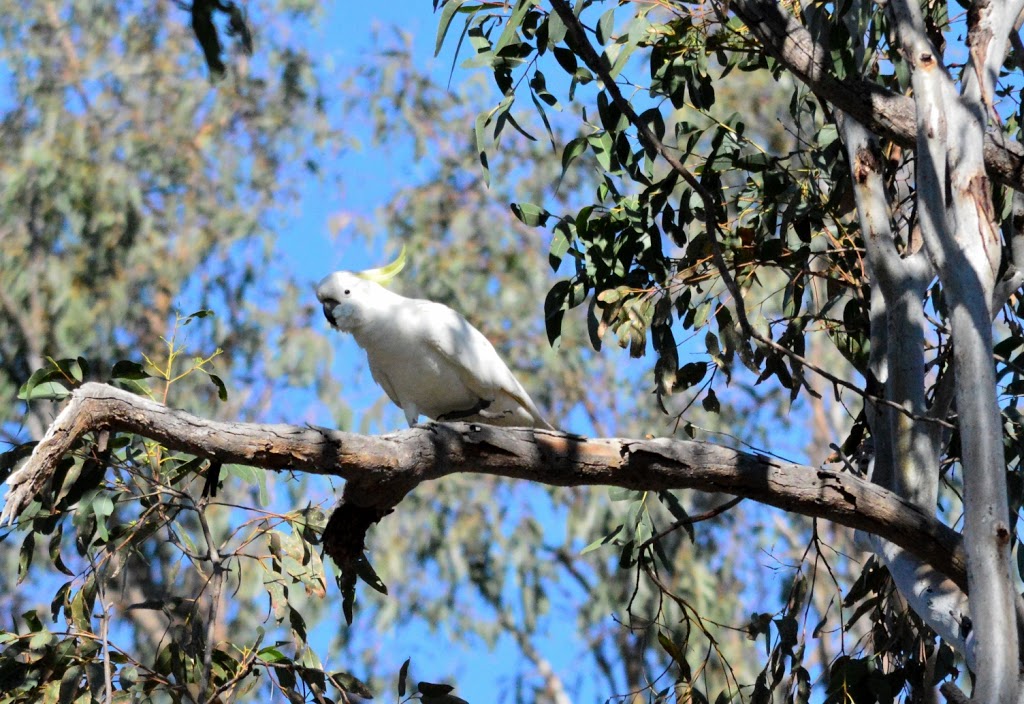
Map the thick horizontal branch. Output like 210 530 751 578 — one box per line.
722 0 1024 191
3 382 968 590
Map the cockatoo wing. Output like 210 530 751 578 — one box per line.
365 358 407 418
412 300 554 429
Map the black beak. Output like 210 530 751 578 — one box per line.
321 300 338 327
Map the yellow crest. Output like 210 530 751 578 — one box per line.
356 244 407 284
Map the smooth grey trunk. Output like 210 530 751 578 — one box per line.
951 292 1017 698
886 0 1020 697
837 111 972 672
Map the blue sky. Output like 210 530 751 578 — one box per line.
274 1 464 276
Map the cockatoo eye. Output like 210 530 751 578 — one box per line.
344 289 351 295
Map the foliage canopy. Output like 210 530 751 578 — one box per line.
4 0 1024 702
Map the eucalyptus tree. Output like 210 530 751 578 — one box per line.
6 0 1024 703
439 0 1024 700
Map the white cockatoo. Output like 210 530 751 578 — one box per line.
316 253 554 430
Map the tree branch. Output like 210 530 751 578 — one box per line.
3 383 968 592
719 0 1024 191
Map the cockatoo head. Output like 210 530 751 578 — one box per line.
317 247 408 332
315 272 385 333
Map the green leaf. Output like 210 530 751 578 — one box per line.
418 682 455 696
609 486 638 501
258 646 289 664
549 224 571 271
656 491 695 542
617 537 638 568
110 360 151 380
331 671 374 698
70 576 97 631
474 113 491 186
29 627 53 651
816 123 839 147
544 280 571 346
288 605 308 641
597 92 627 133
223 464 268 506
355 554 388 595
638 107 666 143
18 381 70 401
702 388 720 414
493 0 534 57
120 665 139 686
22 609 43 633
528 73 558 148
208 373 228 401
398 658 411 697
166 455 206 485
587 297 603 350
58 664 83 704
19 364 68 401
560 136 588 177
693 300 712 328
545 8 566 47
658 630 686 665
277 662 297 689
435 0 468 56
675 362 707 390
580 524 622 554
608 36 639 79
17 532 34 585
182 309 213 324
93 501 115 542
596 7 615 44
496 107 536 142
588 130 614 171
705 331 721 360
48 528 73 577
553 45 577 74
510 202 548 227
113 378 151 396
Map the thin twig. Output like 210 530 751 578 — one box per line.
637 496 743 554
196 507 225 703
100 597 113 704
